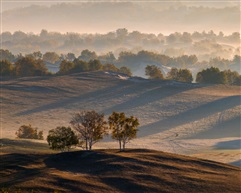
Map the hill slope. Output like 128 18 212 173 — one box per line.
1 72 241 165
1 145 241 193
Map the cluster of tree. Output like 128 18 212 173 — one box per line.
0 55 132 77
58 59 132 76
47 111 139 151
196 67 241 85
0 57 49 76
145 65 193 83
145 65 241 85
15 125 44 140
1 29 239 60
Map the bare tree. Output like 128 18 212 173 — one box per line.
70 111 107 150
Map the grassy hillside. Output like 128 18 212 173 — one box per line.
0 139 240 193
1 72 241 165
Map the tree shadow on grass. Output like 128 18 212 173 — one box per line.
137 95 241 137
213 139 241 150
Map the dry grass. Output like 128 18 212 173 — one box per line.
0 139 240 193
1 72 241 166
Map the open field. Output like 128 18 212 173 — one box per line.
1 72 241 166
0 139 241 193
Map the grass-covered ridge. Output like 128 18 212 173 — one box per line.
0 138 240 193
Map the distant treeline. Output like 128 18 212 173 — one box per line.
1 54 240 85
0 29 240 60
1 49 240 74
145 65 241 85
0 57 132 77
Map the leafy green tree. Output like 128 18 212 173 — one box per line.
119 66 132 76
103 63 119 72
78 49 97 62
89 59 102 71
233 75 241 86
70 111 107 150
0 49 15 62
223 70 240 85
0 60 14 76
196 67 219 84
43 52 60 64
16 125 44 140
217 71 228 84
145 65 164 79
167 68 179 80
26 51 43 60
196 67 229 84
108 112 139 151
178 69 193 83
73 59 89 72
47 126 79 152
98 52 116 63
58 60 74 75
66 53 76 61
15 57 48 76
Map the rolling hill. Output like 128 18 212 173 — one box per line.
1 72 241 166
0 139 240 193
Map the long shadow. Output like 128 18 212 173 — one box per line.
0 75 54 83
229 160 241 167
2 84 75 94
189 115 241 139
138 95 241 137
101 82 199 115
0 153 47 187
213 139 241 150
14 81 132 116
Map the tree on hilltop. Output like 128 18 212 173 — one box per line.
15 56 48 76
167 67 193 83
47 126 78 152
0 60 14 76
108 112 139 151
145 65 164 79
70 111 108 150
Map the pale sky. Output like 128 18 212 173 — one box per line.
1 1 240 34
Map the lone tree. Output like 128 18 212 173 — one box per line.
70 110 108 150
47 126 79 152
16 124 43 140
108 112 139 151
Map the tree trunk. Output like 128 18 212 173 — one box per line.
89 141 92 150
119 140 122 151
123 141 126 151
85 139 88 150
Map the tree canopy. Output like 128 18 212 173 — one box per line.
70 111 108 150
167 68 193 83
47 126 79 151
15 56 48 76
145 65 164 79
108 112 139 151
16 124 43 140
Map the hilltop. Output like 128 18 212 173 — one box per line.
0 139 240 193
1 72 241 166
